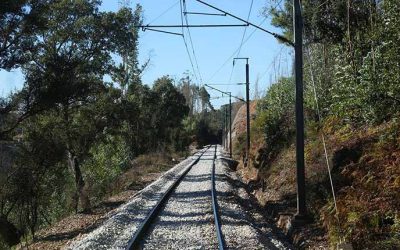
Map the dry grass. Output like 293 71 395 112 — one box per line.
234 117 400 249
19 151 185 250
111 152 177 193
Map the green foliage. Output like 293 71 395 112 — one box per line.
0 0 202 248
121 76 189 155
260 2 400 248
255 77 295 164
268 0 400 125
0 1 190 246
83 135 127 202
181 109 222 148
0 0 48 70
177 75 221 147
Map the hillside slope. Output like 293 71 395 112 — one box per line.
230 106 400 249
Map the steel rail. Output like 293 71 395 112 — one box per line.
211 145 226 249
125 146 210 250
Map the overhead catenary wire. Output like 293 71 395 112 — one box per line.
196 0 292 46
207 16 268 83
147 0 180 25
144 28 182 36
183 0 203 85
180 0 200 84
182 27 199 84
184 11 226 16
236 0 254 58
228 0 254 89
207 0 289 87
205 84 245 102
141 24 248 28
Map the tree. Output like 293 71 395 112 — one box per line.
178 73 199 116
0 0 48 70
0 0 48 139
199 86 213 112
152 76 189 148
18 0 141 212
257 77 295 162
267 0 400 125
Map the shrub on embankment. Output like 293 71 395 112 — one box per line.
241 113 400 249
234 69 400 248
232 1 400 248
233 75 400 248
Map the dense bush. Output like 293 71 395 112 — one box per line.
0 1 191 247
254 77 295 164
253 0 400 248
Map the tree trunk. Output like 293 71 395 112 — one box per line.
67 151 91 213
0 215 21 247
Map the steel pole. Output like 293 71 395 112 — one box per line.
245 62 250 166
225 106 228 150
222 107 225 147
294 0 307 219
229 94 232 158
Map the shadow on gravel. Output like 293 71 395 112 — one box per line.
219 157 239 171
216 158 294 249
197 158 216 161
182 174 210 183
170 190 211 202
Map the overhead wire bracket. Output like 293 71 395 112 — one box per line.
142 27 183 36
207 83 246 86
184 11 226 16
138 24 248 29
205 84 245 102
195 0 294 47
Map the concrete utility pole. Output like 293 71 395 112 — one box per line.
221 109 224 147
224 106 228 149
245 61 250 162
233 57 250 166
294 0 307 220
204 84 244 158
229 93 232 158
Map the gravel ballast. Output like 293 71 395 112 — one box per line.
140 147 218 249
67 149 207 250
215 146 293 249
68 145 292 249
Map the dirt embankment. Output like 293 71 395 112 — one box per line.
230 104 400 249
229 101 258 158
18 152 187 250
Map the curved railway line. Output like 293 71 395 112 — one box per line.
126 145 225 249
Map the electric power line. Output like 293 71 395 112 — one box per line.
182 0 203 85
147 0 180 25
179 0 199 84
236 0 254 58
207 16 268 83
182 36 200 84
258 45 286 82
227 0 255 89
306 45 345 243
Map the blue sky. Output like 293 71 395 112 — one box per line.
0 0 292 108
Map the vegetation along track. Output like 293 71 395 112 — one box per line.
126 145 226 249
68 144 290 249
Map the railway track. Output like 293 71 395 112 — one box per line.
69 145 292 249
126 145 225 249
